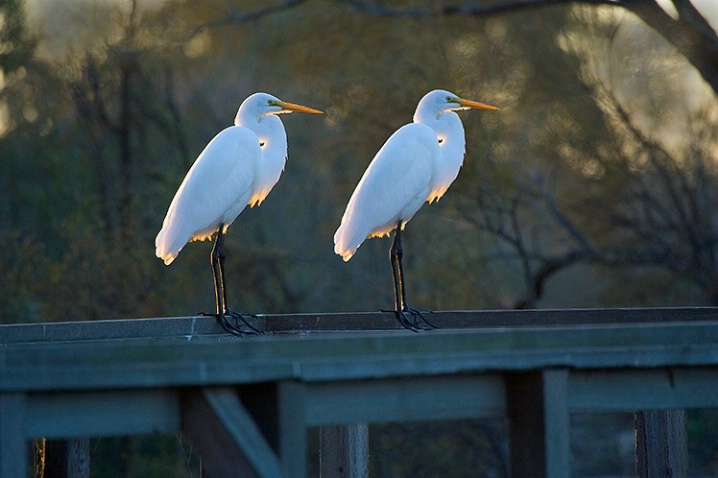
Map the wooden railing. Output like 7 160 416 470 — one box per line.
2 307 718 477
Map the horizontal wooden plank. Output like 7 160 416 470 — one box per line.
25 390 180 438
12 367 718 444
264 307 718 332
3 307 717 345
4 309 717 478
0 316 224 344
568 368 718 411
3 319 718 392
303 375 505 426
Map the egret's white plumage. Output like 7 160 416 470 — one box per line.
156 92 322 265
334 89 499 262
155 92 322 335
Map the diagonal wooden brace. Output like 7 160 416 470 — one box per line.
182 387 285 478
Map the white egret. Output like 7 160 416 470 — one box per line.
156 92 323 335
333 89 499 330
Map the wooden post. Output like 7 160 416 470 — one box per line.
0 393 27 478
320 424 368 478
506 369 570 478
278 382 308 478
635 410 688 478
44 439 90 478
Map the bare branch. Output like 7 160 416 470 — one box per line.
338 0 619 18
190 0 308 37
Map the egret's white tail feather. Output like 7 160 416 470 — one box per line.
333 221 358 262
155 226 187 266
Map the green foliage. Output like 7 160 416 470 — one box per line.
688 409 718 475
0 0 36 74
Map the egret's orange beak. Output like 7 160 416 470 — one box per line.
457 98 500 111
279 101 324 114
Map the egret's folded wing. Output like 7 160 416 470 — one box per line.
334 123 438 261
156 126 259 264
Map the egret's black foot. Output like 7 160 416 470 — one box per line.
226 309 262 335
381 307 436 331
400 307 436 331
198 311 262 336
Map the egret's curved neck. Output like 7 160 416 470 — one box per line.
414 109 466 197
235 112 288 203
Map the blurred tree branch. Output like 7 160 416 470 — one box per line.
191 0 309 36
468 70 718 308
597 80 718 302
623 0 718 98
337 0 718 97
338 0 616 17
468 173 600 309
196 0 718 105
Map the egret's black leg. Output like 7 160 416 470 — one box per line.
214 230 260 332
203 226 260 336
389 239 417 330
389 225 404 313
210 228 225 316
387 222 435 331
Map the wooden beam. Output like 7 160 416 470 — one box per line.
277 382 308 478
263 307 718 332
1 309 718 478
0 393 27 478
569 368 718 411
303 375 504 426
182 388 284 478
506 369 570 478
635 410 688 478
320 425 368 478
3 307 718 345
25 390 179 439
5 319 718 394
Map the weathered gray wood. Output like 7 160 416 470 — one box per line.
25 390 179 439
635 409 688 478
3 308 717 345
569 368 718 411
67 438 90 478
303 375 504 426
506 370 570 478
5 320 718 394
182 388 284 478
0 393 27 478
320 424 368 478
543 370 570 478
278 382 308 478
2 309 718 478
264 307 718 332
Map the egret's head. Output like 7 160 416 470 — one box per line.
418 89 500 116
237 92 323 124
